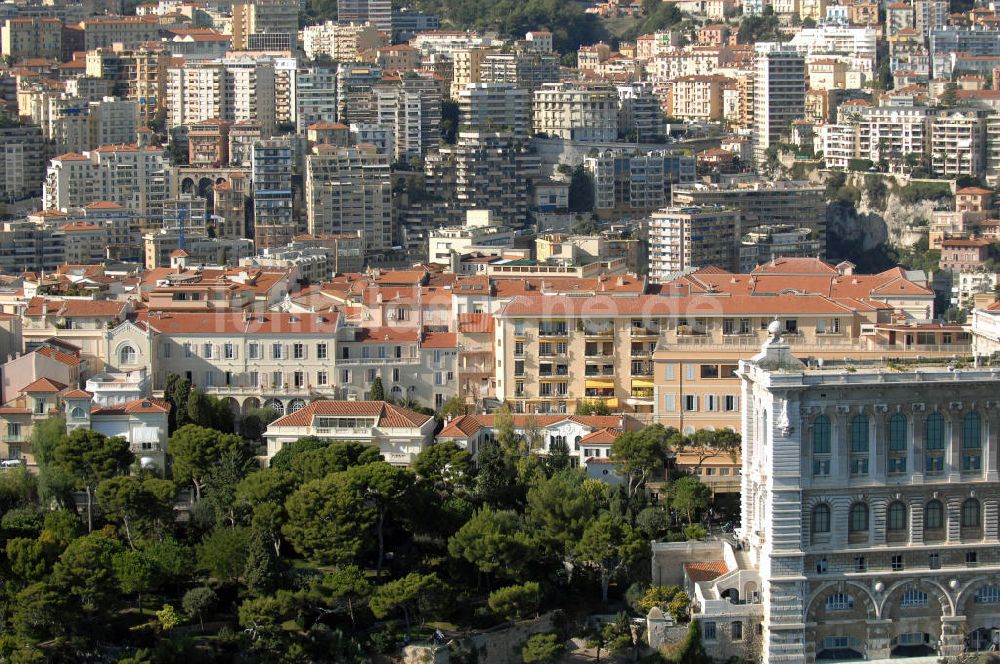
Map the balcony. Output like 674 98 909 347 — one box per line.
537 327 568 338
338 356 421 365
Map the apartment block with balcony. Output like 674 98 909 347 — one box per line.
533 82 619 142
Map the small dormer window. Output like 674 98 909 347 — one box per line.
70 406 86 419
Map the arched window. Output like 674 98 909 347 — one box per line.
889 414 907 450
826 593 854 611
813 415 831 454
850 415 869 453
900 589 928 607
962 498 981 528
119 345 137 366
70 406 85 419
849 502 869 532
924 500 944 529
812 504 831 533
887 501 907 531
964 412 982 449
926 412 945 449
574 435 582 451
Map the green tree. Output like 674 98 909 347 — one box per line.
167 424 245 501
164 373 192 431
369 376 386 401
182 586 216 630
41 509 82 548
344 462 415 577
204 446 256 527
610 424 671 497
311 565 372 627
474 439 516 507
679 429 739 472
244 526 282 596
487 581 540 621
670 476 712 525
448 508 536 584
940 81 958 108
414 441 474 493
28 415 66 467
6 537 54 585
53 429 133 532
97 476 177 547
196 527 250 584
568 165 594 213
522 633 565 663
290 441 382 481
52 529 124 620
186 388 215 429
574 513 648 602
11 582 68 640
241 407 279 442
494 403 521 456
156 604 181 632
439 395 468 418
235 468 297 555
671 621 711 664
113 549 160 612
441 99 459 144
369 572 445 636
269 435 327 471
283 473 376 564
576 399 612 416
526 471 594 559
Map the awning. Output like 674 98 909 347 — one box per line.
585 379 616 389
631 379 655 388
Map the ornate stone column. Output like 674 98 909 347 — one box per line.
940 615 966 658
910 402 925 484
948 404 962 481
985 410 999 482
872 405 887 482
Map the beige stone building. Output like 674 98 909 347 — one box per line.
668 75 731 121
2 18 62 62
263 400 436 465
533 82 619 142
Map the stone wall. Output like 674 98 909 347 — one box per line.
457 612 559 664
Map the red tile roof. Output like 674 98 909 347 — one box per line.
269 400 433 428
91 398 170 415
422 331 457 348
580 427 622 445
458 312 495 333
684 561 729 583
22 377 67 393
24 297 126 318
36 345 81 366
62 389 93 399
138 311 339 335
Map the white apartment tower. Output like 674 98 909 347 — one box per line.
753 47 806 164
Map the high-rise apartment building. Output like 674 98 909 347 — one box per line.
231 0 299 51
752 47 806 164
296 66 339 130
534 82 619 142
165 58 276 135
0 124 46 201
252 139 295 249
375 76 441 161
305 144 392 252
337 0 392 31
457 83 531 139
337 64 383 125
2 18 62 61
647 206 741 281
584 149 696 216
931 109 988 178
915 0 947 37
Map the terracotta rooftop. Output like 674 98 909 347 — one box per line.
684 561 729 583
92 398 170 415
21 377 68 393
269 400 433 428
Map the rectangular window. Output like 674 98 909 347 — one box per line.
702 622 717 641
434 372 444 386
293 371 304 388
34 399 45 414
967 551 978 565
891 555 904 572
249 371 259 388
317 371 327 386
248 343 259 360
725 395 738 411
706 395 718 412
700 364 719 379
813 459 830 476
341 370 351 383
271 343 283 360
851 458 869 475
293 343 305 359
963 452 982 471
204 371 214 387
184 343 193 358
271 371 282 387
203 343 213 359
317 343 327 359
888 457 906 474
731 621 743 642
392 368 400 382
514 341 525 356
929 553 940 569
853 556 866 572
684 395 698 411
663 394 676 412
367 369 377 382
926 454 945 473
223 343 235 359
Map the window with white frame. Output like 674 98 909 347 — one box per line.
900 589 928 607
223 343 235 359
248 343 260 359
293 343 305 359
317 371 327 386
272 343 283 360
975 586 1000 604
826 593 853 611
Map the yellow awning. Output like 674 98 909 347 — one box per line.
585 379 616 389
631 379 655 388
